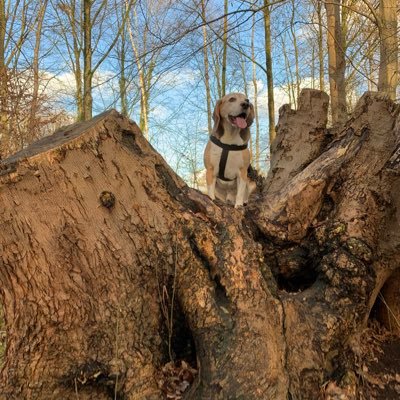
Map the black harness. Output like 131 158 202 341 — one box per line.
209 135 248 182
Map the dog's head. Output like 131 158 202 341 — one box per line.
212 92 254 142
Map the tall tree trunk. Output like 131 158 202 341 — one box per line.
119 16 128 117
263 0 276 147
0 0 8 157
0 90 399 399
311 45 315 89
76 62 84 121
201 0 212 134
83 0 93 121
128 3 150 139
316 0 325 91
67 0 84 121
367 50 375 91
221 0 228 97
281 34 296 108
251 13 261 170
29 0 48 140
240 56 252 162
325 0 347 126
290 0 300 103
378 0 398 100
209 40 222 99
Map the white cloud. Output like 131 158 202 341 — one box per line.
44 72 76 96
247 80 290 121
44 69 118 98
158 68 200 88
151 104 169 119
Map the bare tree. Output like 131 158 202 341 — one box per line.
126 0 153 138
377 0 398 99
29 0 49 136
53 0 131 121
263 0 276 145
117 8 129 117
316 0 325 90
251 12 261 170
52 0 84 119
221 0 228 96
201 0 212 134
0 0 67 157
0 0 7 153
325 0 347 125
290 0 300 102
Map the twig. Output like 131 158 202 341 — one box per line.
379 293 400 331
74 377 79 400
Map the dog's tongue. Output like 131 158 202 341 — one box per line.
234 117 247 129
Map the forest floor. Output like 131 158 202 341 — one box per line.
323 319 400 400
356 322 400 400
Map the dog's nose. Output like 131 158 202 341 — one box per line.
241 100 250 110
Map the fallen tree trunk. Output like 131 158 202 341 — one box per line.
0 90 399 399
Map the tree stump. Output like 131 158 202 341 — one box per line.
0 90 399 399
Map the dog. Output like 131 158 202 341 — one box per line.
203 92 256 208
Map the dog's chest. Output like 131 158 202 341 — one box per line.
209 142 246 180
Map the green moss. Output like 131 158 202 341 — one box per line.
346 237 373 262
329 222 347 238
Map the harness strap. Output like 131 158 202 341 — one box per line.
209 136 248 181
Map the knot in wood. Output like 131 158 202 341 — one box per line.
99 191 116 209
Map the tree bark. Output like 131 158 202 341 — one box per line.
201 0 212 135
377 0 398 100
221 0 228 97
281 33 296 108
263 0 276 147
316 0 324 91
118 9 128 118
0 89 399 399
251 13 261 170
29 0 48 139
127 2 153 139
0 0 8 157
290 0 300 103
83 0 93 121
325 1 347 126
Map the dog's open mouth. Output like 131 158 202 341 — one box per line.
229 113 247 129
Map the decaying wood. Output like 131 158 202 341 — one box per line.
265 89 330 194
0 90 399 400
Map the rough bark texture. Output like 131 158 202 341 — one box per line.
0 89 399 400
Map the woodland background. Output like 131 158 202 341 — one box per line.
0 1 399 398
0 0 398 184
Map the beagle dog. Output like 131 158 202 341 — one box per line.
203 92 256 208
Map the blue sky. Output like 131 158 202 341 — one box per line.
3 0 381 184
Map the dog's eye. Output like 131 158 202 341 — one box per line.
229 97 236 102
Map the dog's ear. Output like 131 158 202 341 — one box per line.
246 103 255 127
240 103 255 143
212 99 224 138
240 127 250 143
